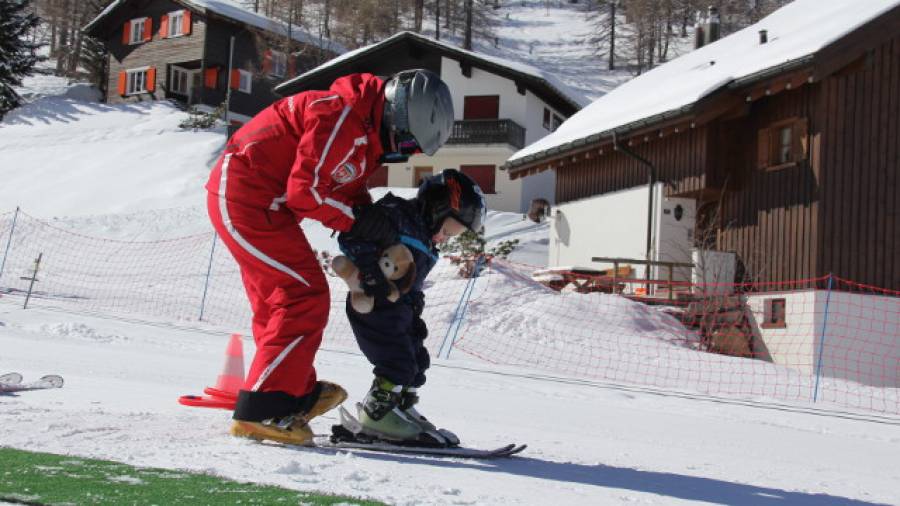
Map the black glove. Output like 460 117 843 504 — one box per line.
359 262 391 300
347 205 398 249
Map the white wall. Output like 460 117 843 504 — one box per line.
385 147 525 213
440 56 528 126
551 183 699 279
748 290 900 388
379 55 570 213
519 168 555 212
550 185 653 274
524 88 565 146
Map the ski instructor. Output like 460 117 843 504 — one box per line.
205 70 454 445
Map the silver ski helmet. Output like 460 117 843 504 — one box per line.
417 169 486 235
382 69 454 157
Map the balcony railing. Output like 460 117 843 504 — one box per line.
446 119 526 149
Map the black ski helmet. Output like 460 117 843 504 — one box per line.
417 169 487 235
382 69 454 158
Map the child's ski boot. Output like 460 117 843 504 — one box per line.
357 378 448 446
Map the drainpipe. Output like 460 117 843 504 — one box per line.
225 35 235 125
613 131 657 288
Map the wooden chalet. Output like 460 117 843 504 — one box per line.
83 0 344 123
506 0 900 289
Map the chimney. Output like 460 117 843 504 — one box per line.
705 6 721 45
759 29 768 44
694 6 721 49
694 22 706 49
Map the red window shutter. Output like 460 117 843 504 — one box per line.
183 10 192 35
204 67 219 89
367 165 389 189
143 17 152 42
262 50 273 74
287 56 297 77
463 96 500 120
122 22 131 44
117 71 127 95
460 165 496 194
147 68 156 92
230 69 240 89
159 14 169 38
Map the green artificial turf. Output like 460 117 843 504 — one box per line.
0 447 384 505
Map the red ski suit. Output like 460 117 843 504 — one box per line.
206 74 386 408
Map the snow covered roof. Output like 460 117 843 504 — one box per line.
275 31 587 114
507 0 900 168
83 0 346 54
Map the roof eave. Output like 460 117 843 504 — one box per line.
275 32 582 114
505 103 696 173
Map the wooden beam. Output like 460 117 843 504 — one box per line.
459 61 472 78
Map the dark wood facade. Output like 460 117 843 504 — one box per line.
511 21 900 289
85 0 335 119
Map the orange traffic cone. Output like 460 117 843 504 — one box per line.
178 333 245 410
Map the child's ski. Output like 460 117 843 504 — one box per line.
0 374 64 393
319 406 526 460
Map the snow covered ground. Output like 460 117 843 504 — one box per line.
2 305 899 505
2 50 899 506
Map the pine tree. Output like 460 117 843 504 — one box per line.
0 0 41 120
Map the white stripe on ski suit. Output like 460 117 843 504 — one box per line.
310 105 352 205
251 335 305 391
217 153 310 288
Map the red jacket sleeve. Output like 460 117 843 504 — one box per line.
285 98 366 232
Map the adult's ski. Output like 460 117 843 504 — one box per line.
0 374 64 393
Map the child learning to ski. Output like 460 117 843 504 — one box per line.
337 169 486 446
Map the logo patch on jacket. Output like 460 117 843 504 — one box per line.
331 162 358 184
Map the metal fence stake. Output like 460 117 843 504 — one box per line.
22 252 42 309
0 206 21 283
198 234 218 321
812 274 834 403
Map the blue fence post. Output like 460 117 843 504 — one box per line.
198 233 218 321
0 206 21 284
439 255 485 360
812 274 834 403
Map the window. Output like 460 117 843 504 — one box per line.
460 165 496 194
126 69 148 95
552 114 563 132
130 18 146 44
777 125 792 164
168 10 185 37
542 107 551 130
270 50 288 77
238 70 252 93
762 298 787 329
757 117 808 171
171 67 189 95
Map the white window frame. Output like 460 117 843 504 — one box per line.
170 66 190 95
270 50 288 77
168 10 185 38
129 17 147 45
126 68 149 95
238 69 253 94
